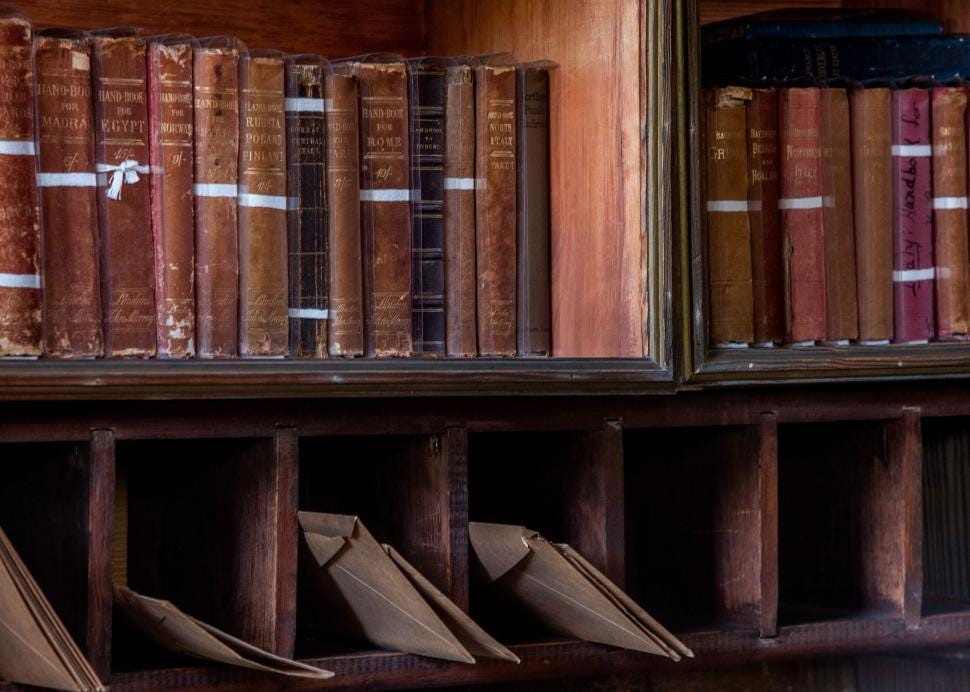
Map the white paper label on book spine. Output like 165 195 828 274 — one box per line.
778 196 824 210
0 140 35 156
932 196 969 210
893 268 935 282
238 193 287 210
444 177 476 190
705 200 760 212
0 273 41 289
36 172 97 187
288 308 330 320
193 183 238 198
284 97 332 113
359 189 415 202
892 144 932 157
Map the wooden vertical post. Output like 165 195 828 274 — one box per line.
759 412 779 638
443 426 470 610
893 407 924 628
87 428 115 679
272 426 299 657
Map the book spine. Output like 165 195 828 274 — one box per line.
444 64 477 357
193 47 239 358
746 88 783 345
148 41 195 359
0 18 40 356
850 87 893 343
357 61 412 357
703 15 942 44
516 66 551 356
703 87 753 345
286 61 328 358
931 87 970 340
891 88 935 343
779 87 826 344
475 64 517 356
819 88 858 342
411 65 446 356
35 35 103 358
326 72 363 356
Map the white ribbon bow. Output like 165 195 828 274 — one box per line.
96 160 150 200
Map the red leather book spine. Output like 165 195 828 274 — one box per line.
35 33 103 358
148 41 195 358
891 88 935 343
0 16 40 356
779 88 826 344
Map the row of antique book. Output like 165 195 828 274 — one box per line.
0 7 554 360
0 517 690 691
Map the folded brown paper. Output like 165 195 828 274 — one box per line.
113 585 332 679
0 526 104 691
299 511 517 663
469 522 693 660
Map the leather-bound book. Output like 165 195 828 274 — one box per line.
703 86 754 346
355 59 412 357
34 31 103 358
409 59 447 356
326 71 363 356
779 87 826 345
850 87 893 344
516 65 552 357
239 51 288 357
746 88 784 346
819 88 857 343
931 87 969 340
92 33 156 357
0 13 40 357
475 62 517 356
891 88 935 343
285 56 328 358
193 42 239 358
148 39 195 358
444 64 477 357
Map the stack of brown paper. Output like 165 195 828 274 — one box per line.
0 526 105 691
114 585 333 679
299 511 519 663
469 522 694 660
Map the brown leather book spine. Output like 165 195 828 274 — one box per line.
93 35 156 357
703 86 754 345
238 54 287 357
475 63 517 356
148 41 195 358
326 72 363 357
0 17 40 356
931 87 970 339
193 46 239 358
746 88 783 346
356 61 412 357
35 34 103 358
444 64 477 357
850 87 893 343
819 88 858 342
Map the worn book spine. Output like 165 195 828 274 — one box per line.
148 41 195 358
411 63 446 356
931 87 970 340
819 88 858 342
779 87 826 344
93 35 156 357
891 88 935 343
326 72 363 356
444 64 477 357
746 88 784 345
475 63 517 356
0 16 40 356
357 61 412 357
193 47 239 358
35 34 103 357
703 87 754 345
516 66 551 356
286 60 328 358
850 87 893 343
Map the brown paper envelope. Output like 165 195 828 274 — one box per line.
468 522 682 657
0 527 105 691
298 511 475 663
383 544 520 663
114 585 332 679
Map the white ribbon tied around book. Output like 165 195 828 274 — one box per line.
96 160 150 200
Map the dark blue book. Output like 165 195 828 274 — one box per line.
702 9 942 44
703 35 970 86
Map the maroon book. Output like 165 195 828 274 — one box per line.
891 88 935 343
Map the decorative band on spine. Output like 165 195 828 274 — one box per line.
932 196 969 210
444 177 476 191
0 140 35 156
284 97 332 113
893 268 935 282
777 196 824 210
705 200 760 212
36 172 97 187
360 189 414 202
238 193 288 210
193 183 238 198
892 144 932 157
288 307 330 320
0 272 41 289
